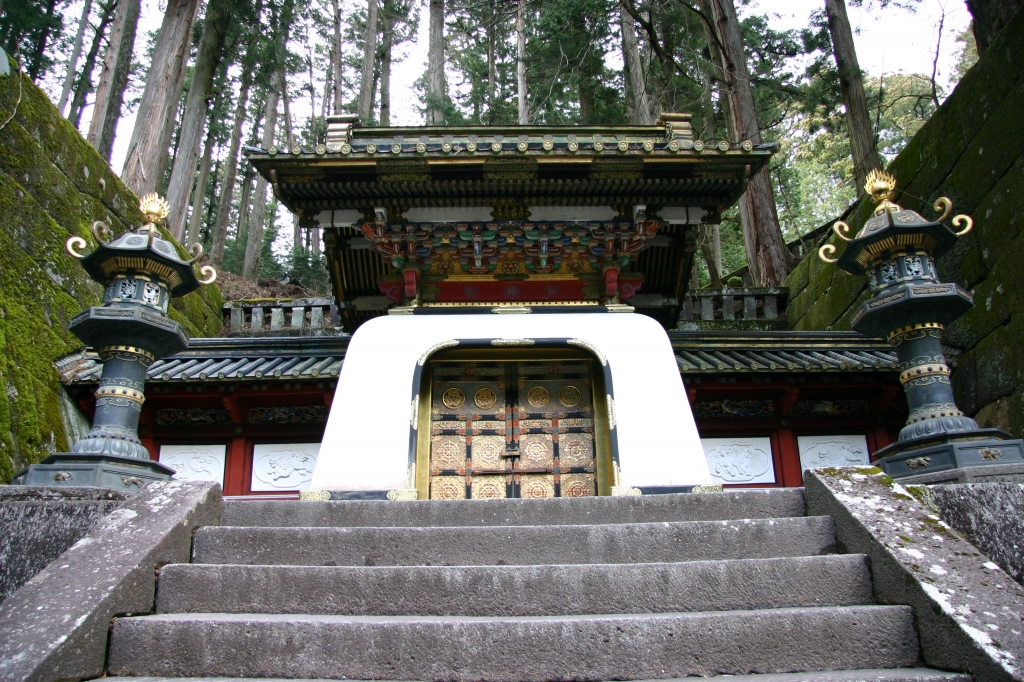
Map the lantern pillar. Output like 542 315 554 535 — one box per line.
12 195 217 492
819 171 1024 480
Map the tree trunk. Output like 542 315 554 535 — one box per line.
487 1 496 122
708 0 790 286
578 60 595 123
426 0 445 124
243 73 282 281
204 157 220 240
825 0 881 197
322 56 333 123
67 0 116 128
619 1 655 125
967 0 1023 55
27 0 58 80
287 55 299 248
235 170 255 252
370 59 380 122
87 0 140 160
711 224 722 279
698 224 722 288
697 39 715 138
210 75 251 267
380 15 392 126
58 0 93 114
185 124 215 246
357 0 379 122
120 0 202 197
331 0 344 113
164 0 232 240
516 0 527 124
282 74 295 149
159 81 189 195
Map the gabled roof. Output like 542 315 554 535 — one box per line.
246 116 775 218
57 331 901 387
669 331 898 374
57 337 348 386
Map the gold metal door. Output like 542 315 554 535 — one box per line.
424 355 601 499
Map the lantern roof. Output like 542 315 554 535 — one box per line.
69 194 216 297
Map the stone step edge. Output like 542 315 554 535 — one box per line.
221 489 808 527
204 515 830 532
108 606 918 680
161 553 870 572
115 669 969 682
120 604 908 625
155 554 873 615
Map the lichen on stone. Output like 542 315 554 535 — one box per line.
0 60 222 481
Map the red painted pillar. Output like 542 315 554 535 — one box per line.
776 428 803 487
223 436 248 496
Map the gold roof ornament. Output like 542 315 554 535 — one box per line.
139 193 171 227
864 169 902 216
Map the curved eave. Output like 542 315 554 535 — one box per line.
58 337 351 386
275 176 748 209
670 331 900 375
248 145 773 212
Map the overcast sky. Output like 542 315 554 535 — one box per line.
86 0 971 176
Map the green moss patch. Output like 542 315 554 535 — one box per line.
0 59 222 480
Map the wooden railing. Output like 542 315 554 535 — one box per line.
677 288 788 329
223 298 343 335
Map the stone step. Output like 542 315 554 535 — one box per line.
192 516 836 566
115 670 971 682
107 606 919 681
689 673 971 682
157 554 872 616
222 489 806 528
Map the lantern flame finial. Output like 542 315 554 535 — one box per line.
865 169 897 204
139 193 170 226
865 170 904 216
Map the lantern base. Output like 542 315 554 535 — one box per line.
873 428 1024 482
11 453 176 493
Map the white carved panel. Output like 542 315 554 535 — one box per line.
251 443 321 491
798 435 870 472
159 444 227 483
700 437 776 485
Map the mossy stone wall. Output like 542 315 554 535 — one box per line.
0 56 223 482
785 8 1024 437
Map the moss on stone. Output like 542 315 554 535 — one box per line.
968 153 1024 271
790 255 868 332
782 8 1024 440
0 57 222 481
785 256 809 300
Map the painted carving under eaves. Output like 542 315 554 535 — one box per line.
361 219 659 305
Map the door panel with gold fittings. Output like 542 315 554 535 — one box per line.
421 351 604 500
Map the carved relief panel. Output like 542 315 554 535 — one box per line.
700 437 776 485
797 435 870 472
159 444 227 483
250 442 321 491
428 359 598 499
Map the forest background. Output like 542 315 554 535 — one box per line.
0 0 990 295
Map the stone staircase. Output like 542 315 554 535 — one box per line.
106 490 968 681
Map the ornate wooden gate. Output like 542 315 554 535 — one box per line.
425 355 601 499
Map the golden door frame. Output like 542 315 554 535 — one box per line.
413 346 615 499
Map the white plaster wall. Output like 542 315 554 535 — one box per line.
312 312 712 492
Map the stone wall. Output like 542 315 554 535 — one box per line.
926 483 1024 584
785 8 1024 438
0 55 223 483
0 485 127 603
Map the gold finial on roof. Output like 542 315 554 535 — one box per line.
864 169 902 216
139 193 170 226
865 169 896 203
